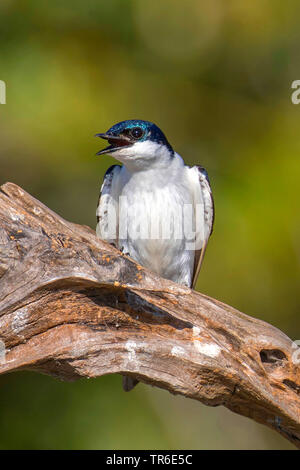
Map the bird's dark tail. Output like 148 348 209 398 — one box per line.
122 375 139 392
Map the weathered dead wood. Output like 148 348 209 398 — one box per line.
0 182 299 447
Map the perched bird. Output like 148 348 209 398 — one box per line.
95 119 214 390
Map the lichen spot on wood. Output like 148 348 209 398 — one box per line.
33 206 42 216
192 326 202 338
171 346 185 357
194 341 221 358
0 339 6 364
192 326 204 341
125 340 137 363
10 210 24 222
11 308 28 334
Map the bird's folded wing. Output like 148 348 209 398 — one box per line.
189 165 214 288
96 164 122 245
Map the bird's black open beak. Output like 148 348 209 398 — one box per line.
95 133 131 155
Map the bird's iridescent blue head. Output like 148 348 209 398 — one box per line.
95 120 174 157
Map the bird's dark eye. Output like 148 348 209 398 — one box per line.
130 127 144 139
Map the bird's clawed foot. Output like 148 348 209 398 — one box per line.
120 246 131 256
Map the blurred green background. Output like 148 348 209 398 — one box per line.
0 0 299 450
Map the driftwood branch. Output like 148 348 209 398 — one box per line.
0 182 299 447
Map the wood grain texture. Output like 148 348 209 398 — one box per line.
0 182 299 447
